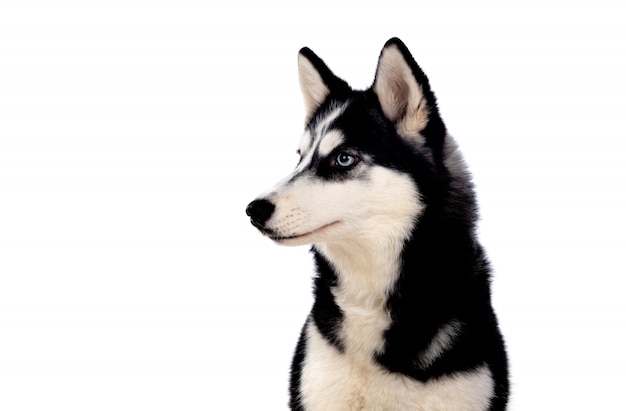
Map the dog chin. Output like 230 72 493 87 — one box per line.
269 221 343 246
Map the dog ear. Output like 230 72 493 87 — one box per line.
298 47 350 124
373 38 439 141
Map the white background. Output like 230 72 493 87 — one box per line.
1 0 625 409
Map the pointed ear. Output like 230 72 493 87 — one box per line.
373 38 437 140
298 47 350 124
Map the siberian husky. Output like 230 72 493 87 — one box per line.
246 38 509 411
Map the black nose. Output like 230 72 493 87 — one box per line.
246 199 275 227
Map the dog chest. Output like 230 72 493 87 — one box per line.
299 322 494 411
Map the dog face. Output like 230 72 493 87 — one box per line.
247 39 449 248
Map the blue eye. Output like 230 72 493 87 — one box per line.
336 152 356 168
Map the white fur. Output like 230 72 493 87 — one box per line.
262 165 421 247
373 44 429 142
417 320 463 369
299 130 313 156
301 322 494 411
318 130 344 157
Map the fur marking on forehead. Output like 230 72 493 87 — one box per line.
299 102 348 157
318 130 344 157
310 102 347 138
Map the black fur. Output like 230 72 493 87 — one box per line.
254 38 509 410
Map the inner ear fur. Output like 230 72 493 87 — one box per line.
373 39 431 139
298 51 330 124
298 47 351 125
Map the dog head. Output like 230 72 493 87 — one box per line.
246 38 460 248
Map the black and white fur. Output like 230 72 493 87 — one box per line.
246 38 509 411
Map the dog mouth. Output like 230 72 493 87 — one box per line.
265 221 342 242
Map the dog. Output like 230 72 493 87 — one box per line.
246 38 509 411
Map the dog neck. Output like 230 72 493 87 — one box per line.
314 234 405 308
